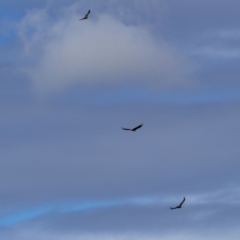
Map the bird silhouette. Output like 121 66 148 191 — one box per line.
121 124 143 132
79 10 90 20
170 197 185 210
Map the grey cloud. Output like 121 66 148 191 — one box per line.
3 0 240 93
15 7 190 94
2 227 238 240
0 101 240 208
163 0 240 39
155 1 240 90
1 1 240 239
2 197 240 237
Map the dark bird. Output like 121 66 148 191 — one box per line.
170 197 185 210
79 10 91 20
121 124 143 132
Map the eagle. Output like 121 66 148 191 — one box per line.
121 124 143 132
79 10 91 20
170 197 185 210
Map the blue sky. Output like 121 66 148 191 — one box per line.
1 0 240 239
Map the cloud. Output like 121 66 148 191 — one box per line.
0 195 167 227
0 100 240 202
16 6 191 94
187 29 240 59
1 186 240 228
0 100 240 224
1 1 240 239
1 225 240 240
192 47 240 59
0 229 206 240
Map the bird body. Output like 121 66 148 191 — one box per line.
170 197 185 210
121 124 143 132
79 10 91 20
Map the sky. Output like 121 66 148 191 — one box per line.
0 0 240 239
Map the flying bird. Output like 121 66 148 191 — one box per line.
121 124 143 132
170 197 185 210
79 10 90 20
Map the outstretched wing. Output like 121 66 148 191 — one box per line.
179 197 185 207
132 124 143 131
170 197 185 210
121 127 132 131
79 10 91 20
86 10 91 17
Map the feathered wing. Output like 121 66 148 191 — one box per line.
84 10 91 18
170 197 185 210
179 197 185 207
121 127 132 131
121 124 143 131
79 10 91 20
132 124 143 131
86 10 91 17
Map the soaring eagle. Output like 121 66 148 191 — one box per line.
170 197 186 210
121 124 143 132
79 10 91 20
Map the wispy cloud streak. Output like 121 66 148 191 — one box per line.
0 196 161 226
1 186 240 227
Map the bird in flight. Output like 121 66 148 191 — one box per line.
79 10 91 20
121 124 143 132
170 197 185 210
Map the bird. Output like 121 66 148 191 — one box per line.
121 124 143 132
170 197 185 210
79 10 91 20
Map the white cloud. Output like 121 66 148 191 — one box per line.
2 228 240 240
17 7 191 94
187 186 240 205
